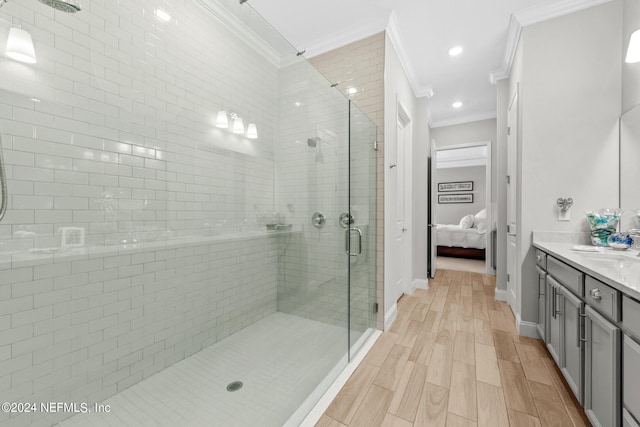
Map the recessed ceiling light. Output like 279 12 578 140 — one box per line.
448 46 463 57
452 101 463 108
347 87 358 95
156 9 171 22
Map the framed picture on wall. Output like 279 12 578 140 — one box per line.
438 193 474 204
438 181 473 192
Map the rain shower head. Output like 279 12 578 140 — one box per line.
38 0 81 13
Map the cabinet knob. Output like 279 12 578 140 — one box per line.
536 255 542 262
590 288 602 300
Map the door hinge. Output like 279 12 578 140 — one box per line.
507 126 511 136
373 302 379 313
507 273 511 282
507 224 510 233
374 140 378 151
506 175 511 184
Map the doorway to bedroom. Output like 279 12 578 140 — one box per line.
428 142 494 276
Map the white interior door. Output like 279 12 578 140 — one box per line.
507 91 518 311
428 139 438 278
389 103 412 302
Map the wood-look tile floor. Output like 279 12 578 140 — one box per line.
317 269 592 427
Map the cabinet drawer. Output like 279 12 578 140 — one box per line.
536 249 547 270
585 276 620 321
624 296 640 340
624 336 640 426
547 256 584 297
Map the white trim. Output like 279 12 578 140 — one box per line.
296 329 382 427
516 313 540 338
494 289 508 301
385 11 422 98
489 16 522 84
430 111 497 129
384 303 398 330
490 0 614 83
194 0 281 67
304 14 389 59
412 278 428 291
514 0 613 26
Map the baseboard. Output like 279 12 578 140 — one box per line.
412 278 428 291
384 303 398 330
494 288 508 301
516 313 539 338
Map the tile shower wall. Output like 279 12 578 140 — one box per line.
0 0 284 425
309 33 385 330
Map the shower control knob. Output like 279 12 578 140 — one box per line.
312 212 326 228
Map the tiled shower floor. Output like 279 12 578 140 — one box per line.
58 313 348 427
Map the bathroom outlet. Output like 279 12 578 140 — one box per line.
559 210 570 221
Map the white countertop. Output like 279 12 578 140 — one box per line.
533 241 640 300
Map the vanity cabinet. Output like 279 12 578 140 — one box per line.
546 275 561 364
623 296 640 426
561 286 584 404
538 252 621 427
536 266 547 342
584 304 620 427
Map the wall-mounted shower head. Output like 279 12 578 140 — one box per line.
307 138 318 148
38 0 81 13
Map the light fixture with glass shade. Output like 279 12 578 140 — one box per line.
246 123 258 139
5 27 37 64
215 110 229 128
231 114 244 134
626 29 640 64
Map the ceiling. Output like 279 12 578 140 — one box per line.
249 0 606 127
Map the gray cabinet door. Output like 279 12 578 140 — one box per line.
585 304 620 427
547 275 561 365
560 286 583 404
624 336 640 426
537 266 546 342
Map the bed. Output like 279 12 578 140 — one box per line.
436 209 487 260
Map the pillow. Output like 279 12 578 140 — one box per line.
459 214 475 229
474 209 487 231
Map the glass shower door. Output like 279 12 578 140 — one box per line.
348 101 377 357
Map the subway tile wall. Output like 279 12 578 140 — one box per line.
0 0 290 425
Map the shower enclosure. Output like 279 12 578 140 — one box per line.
0 0 377 426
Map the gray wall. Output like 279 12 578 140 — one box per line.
435 166 486 224
510 1 622 327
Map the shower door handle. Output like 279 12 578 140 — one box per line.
345 227 362 256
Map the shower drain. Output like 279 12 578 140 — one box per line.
226 381 243 392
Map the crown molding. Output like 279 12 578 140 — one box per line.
489 0 614 83
303 14 389 59
430 111 497 129
489 15 521 84
195 0 282 67
514 0 613 26
385 11 422 98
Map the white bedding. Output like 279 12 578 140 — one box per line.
436 224 486 249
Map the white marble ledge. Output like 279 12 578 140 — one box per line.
0 229 300 270
533 240 640 301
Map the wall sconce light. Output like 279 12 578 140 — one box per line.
231 114 244 134
215 110 229 129
5 27 37 64
246 123 258 139
215 110 257 139
626 29 640 63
